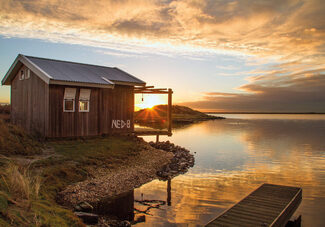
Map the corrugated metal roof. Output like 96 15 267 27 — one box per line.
24 55 146 86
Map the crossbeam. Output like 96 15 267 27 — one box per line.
134 86 173 135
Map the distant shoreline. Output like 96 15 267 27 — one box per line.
204 112 325 114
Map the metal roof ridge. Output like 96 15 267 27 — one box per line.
25 55 116 69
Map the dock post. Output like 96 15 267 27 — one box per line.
156 135 159 143
167 89 173 134
167 178 171 206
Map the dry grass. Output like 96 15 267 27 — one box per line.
0 120 42 155
0 105 10 122
0 160 84 226
1 162 41 204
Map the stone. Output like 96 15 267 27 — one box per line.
78 201 93 212
134 215 146 223
74 212 98 225
74 205 82 211
151 141 195 179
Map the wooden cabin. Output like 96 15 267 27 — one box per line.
1 54 147 137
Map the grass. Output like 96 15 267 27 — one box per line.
0 160 84 227
2 162 41 202
0 119 43 156
0 120 143 226
38 137 140 201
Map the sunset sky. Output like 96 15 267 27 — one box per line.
0 0 324 112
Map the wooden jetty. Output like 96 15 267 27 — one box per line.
206 183 302 227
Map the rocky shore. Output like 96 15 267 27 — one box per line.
149 141 195 179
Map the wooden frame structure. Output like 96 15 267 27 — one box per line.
133 85 173 138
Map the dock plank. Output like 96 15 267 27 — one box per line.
206 183 302 227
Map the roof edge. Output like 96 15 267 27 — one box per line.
1 54 52 85
49 79 115 88
113 80 146 86
1 54 21 85
114 67 146 84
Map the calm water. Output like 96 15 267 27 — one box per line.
133 114 325 226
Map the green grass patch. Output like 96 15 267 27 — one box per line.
47 136 139 166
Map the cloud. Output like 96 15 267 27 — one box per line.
0 0 324 61
95 49 146 58
181 67 325 112
0 0 324 111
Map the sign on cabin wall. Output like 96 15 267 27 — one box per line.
111 120 131 129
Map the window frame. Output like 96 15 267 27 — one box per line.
78 89 91 113
19 70 24 80
25 69 30 79
63 88 77 112
79 100 90 112
63 99 75 112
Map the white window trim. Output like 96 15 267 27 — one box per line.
25 69 30 79
79 88 91 112
19 70 24 80
63 99 75 112
79 100 90 112
63 88 76 112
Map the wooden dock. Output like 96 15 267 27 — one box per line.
206 183 302 227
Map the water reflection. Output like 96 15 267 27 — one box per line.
134 115 325 226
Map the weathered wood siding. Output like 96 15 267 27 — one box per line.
48 85 134 137
11 65 49 136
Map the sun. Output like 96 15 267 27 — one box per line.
135 94 167 110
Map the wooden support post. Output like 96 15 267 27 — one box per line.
156 134 159 143
167 89 172 133
167 178 171 206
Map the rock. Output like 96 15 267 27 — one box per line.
150 141 195 179
74 205 82 211
109 220 131 227
78 201 93 212
120 220 131 227
135 215 146 223
74 212 98 225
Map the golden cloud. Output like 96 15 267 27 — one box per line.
0 0 324 60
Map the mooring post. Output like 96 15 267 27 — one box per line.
167 88 173 133
156 134 159 143
167 178 171 206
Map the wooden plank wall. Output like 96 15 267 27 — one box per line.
48 84 134 137
11 65 49 136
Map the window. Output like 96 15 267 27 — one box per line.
19 70 24 80
79 100 89 112
63 88 76 112
25 69 30 79
79 89 91 112
64 100 74 111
